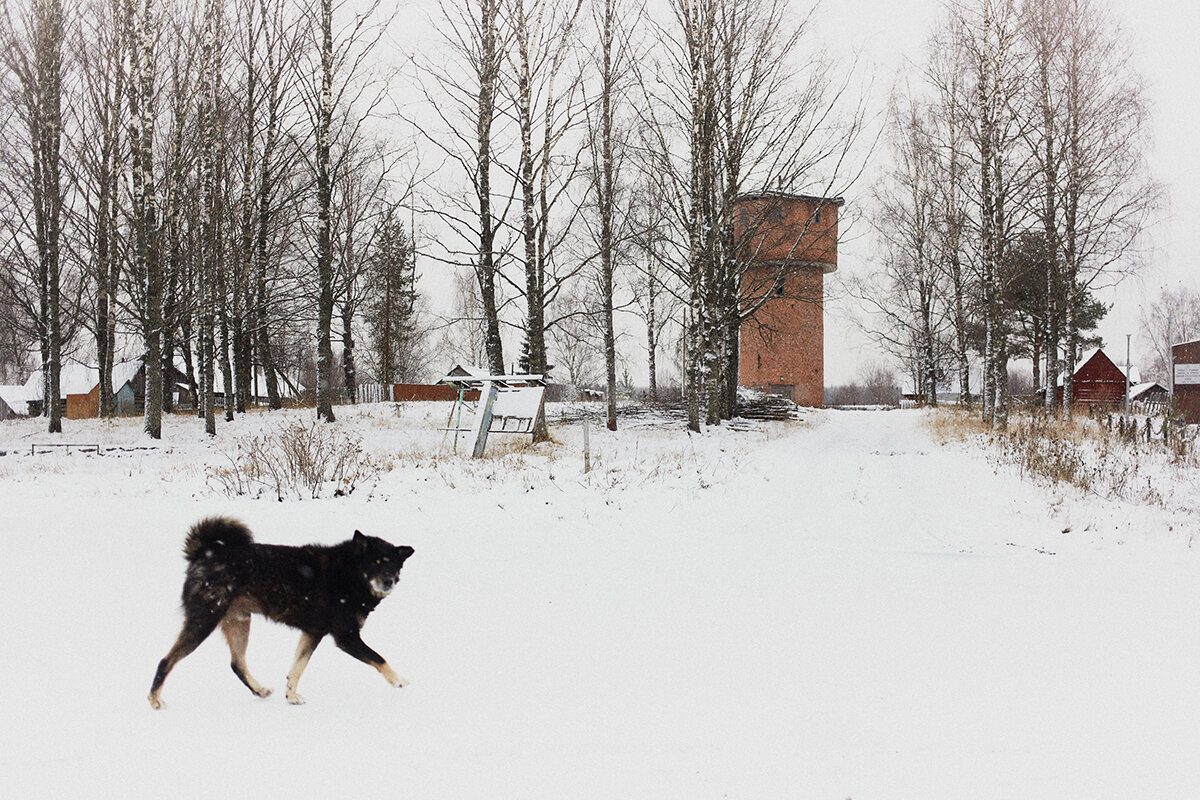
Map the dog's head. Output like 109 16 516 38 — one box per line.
353 531 415 598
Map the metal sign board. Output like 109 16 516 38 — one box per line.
1175 363 1200 385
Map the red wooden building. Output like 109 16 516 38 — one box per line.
734 192 843 407
1055 348 1132 409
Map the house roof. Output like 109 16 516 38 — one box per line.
1061 348 1140 385
0 384 27 412
437 364 546 389
22 360 143 399
1129 381 1168 401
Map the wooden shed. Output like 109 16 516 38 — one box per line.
1055 349 1132 409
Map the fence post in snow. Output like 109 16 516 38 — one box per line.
583 415 591 474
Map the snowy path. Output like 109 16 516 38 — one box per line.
1 408 1198 799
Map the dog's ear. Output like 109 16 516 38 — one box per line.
353 530 367 551
398 545 415 563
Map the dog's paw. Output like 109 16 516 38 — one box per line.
286 691 306 705
254 687 274 699
148 694 165 710
379 662 408 688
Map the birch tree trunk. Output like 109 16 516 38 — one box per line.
128 0 163 439
476 0 505 375
593 0 618 431
31 0 65 434
314 0 336 421
200 0 220 434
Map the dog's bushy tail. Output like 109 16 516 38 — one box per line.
183 516 254 562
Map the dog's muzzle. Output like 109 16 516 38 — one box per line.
369 576 397 597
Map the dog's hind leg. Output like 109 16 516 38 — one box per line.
148 609 223 709
221 605 272 699
332 629 409 689
285 631 323 705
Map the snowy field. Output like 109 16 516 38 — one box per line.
2 403 1200 799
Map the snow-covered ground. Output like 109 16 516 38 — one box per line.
2 404 1199 799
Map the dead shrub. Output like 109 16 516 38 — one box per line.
208 418 385 500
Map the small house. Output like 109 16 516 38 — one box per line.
1055 349 1135 409
1128 381 1169 413
21 360 180 419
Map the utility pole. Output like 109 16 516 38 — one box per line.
1125 332 1131 421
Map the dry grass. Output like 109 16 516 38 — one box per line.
207 417 387 500
926 406 1171 505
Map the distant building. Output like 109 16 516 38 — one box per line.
22 360 183 419
1172 340 1200 423
1128 381 1169 413
1054 349 1136 410
734 192 842 408
0 385 27 420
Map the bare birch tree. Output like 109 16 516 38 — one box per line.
1 0 67 433
71 0 127 418
503 0 585 387
1052 0 1159 419
125 0 166 438
857 91 948 406
586 0 626 430
418 0 511 375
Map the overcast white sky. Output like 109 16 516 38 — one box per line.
815 0 1200 385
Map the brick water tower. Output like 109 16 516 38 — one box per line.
735 192 843 407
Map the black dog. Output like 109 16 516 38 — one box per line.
148 516 414 709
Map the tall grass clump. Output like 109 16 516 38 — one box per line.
208 418 386 500
927 407 1169 504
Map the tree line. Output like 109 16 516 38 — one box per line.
0 0 864 437
857 0 1158 427
0 0 423 437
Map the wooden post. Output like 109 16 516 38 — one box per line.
583 414 591 473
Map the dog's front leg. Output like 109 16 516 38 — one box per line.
332 629 408 688
285 631 323 705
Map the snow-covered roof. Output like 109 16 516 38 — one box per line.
21 360 143 399
111 360 142 391
1128 381 1168 401
1059 349 1140 386
26 364 99 396
0 384 28 413
444 364 489 379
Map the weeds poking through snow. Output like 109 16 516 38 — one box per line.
927 407 1195 508
207 418 386 500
